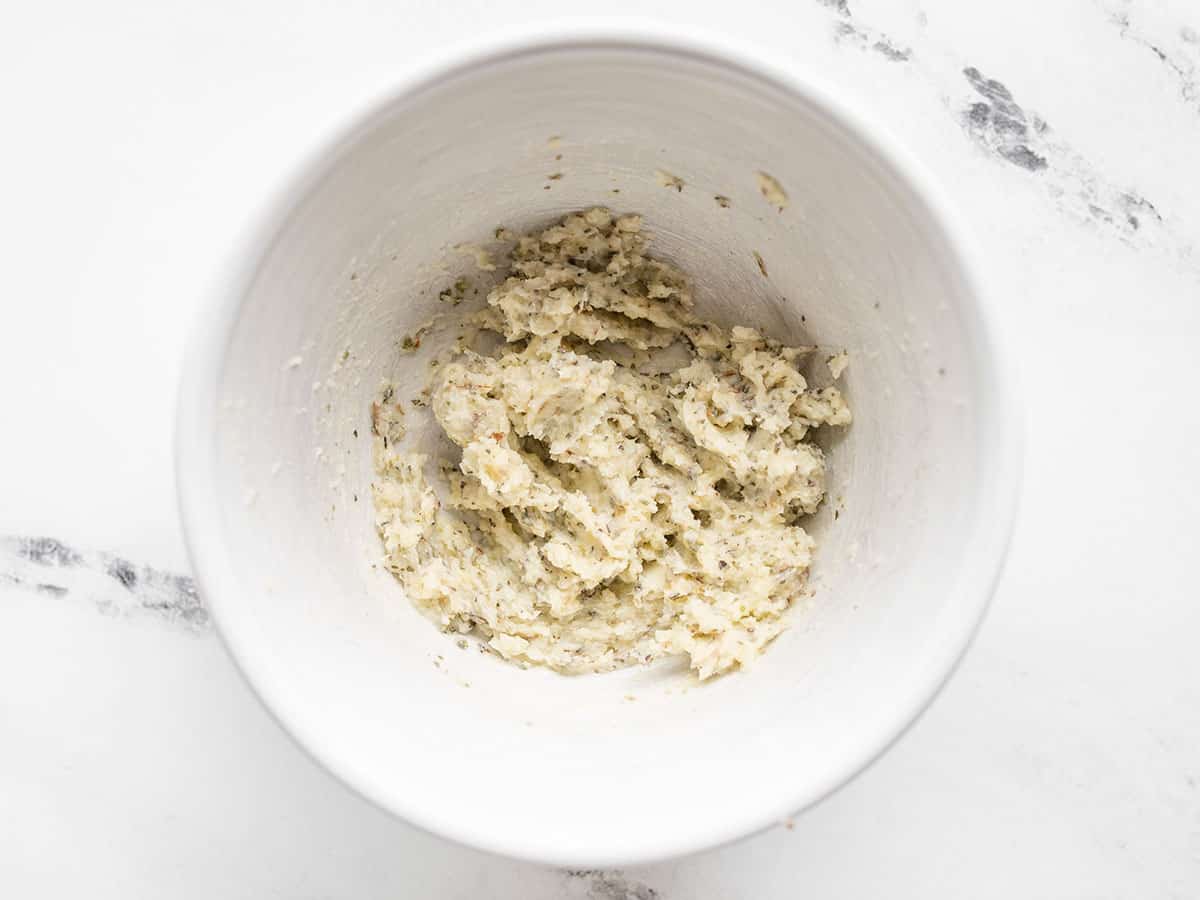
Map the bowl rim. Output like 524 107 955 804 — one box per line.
175 22 1024 867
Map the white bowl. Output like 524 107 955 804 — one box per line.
176 29 1021 866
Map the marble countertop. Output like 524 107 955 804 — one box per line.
2 0 1198 896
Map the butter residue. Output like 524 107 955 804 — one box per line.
655 169 685 192
756 171 789 210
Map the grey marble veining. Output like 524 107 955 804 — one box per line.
1106 2 1200 113
808 0 1192 257
566 871 661 899
0 536 207 631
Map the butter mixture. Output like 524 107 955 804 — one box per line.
372 208 850 678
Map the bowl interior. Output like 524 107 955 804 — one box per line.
197 43 1005 864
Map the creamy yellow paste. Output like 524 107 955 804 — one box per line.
372 208 850 679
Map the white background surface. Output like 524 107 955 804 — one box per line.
2 0 1198 896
